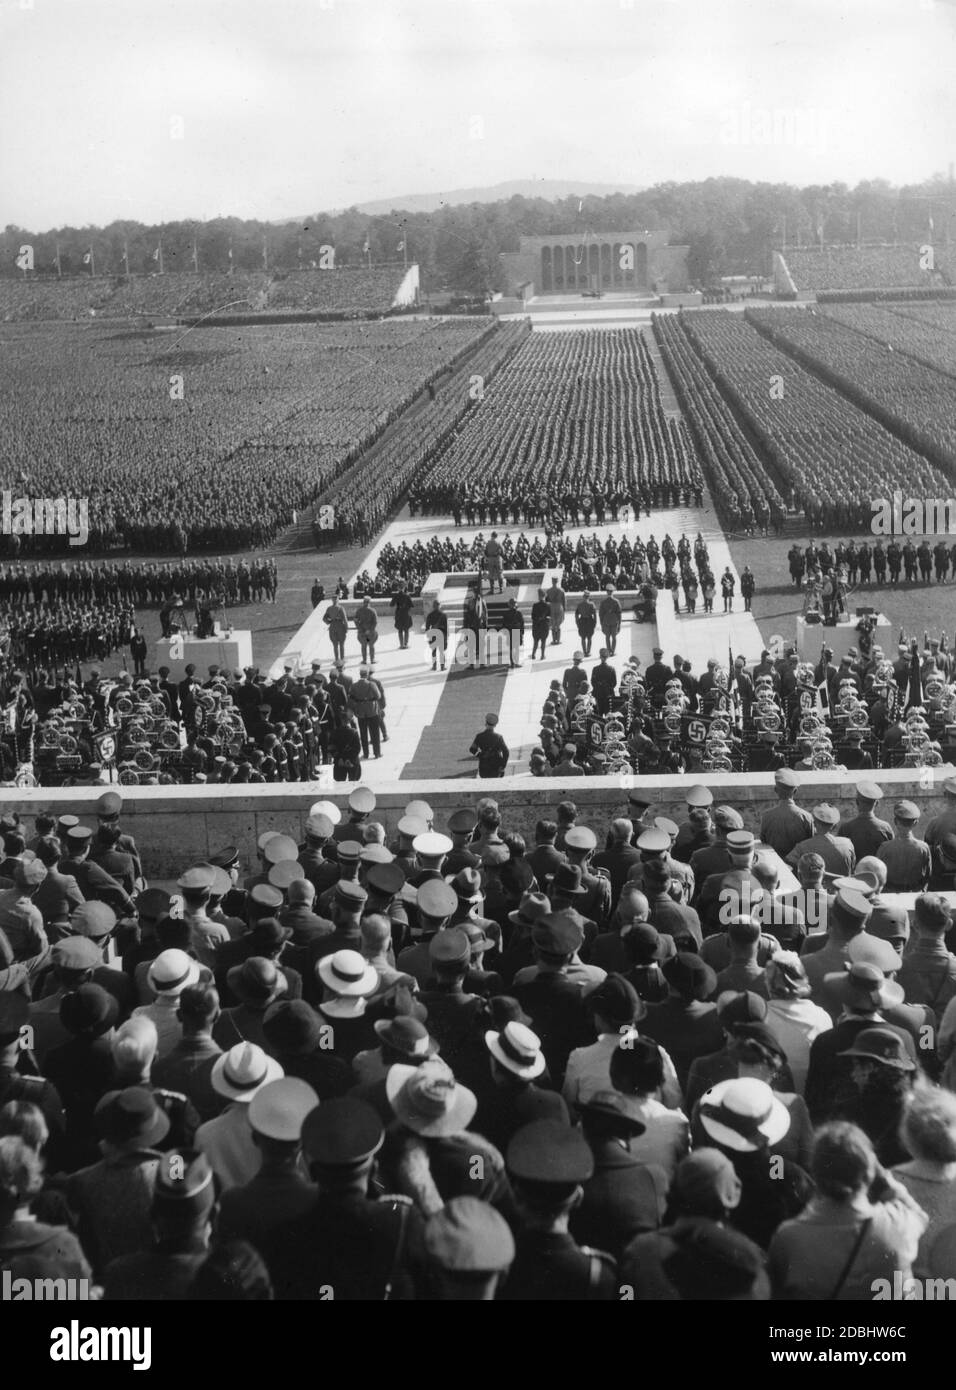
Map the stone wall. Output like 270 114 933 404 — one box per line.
2 767 951 880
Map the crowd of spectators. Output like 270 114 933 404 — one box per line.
2 783 956 1299
781 245 945 295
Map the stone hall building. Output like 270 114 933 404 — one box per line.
499 229 690 297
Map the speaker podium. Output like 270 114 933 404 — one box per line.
153 630 253 682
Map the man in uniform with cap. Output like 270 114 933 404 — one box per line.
297 814 340 897
563 825 612 929
0 991 67 1166
689 806 745 886
501 1119 617 1299
349 666 383 760
177 865 231 967
0 859 50 975
60 825 136 919
838 782 893 862
924 777 956 864
424 1196 516 1299
396 878 458 986
877 802 932 892
574 591 597 657
409 832 453 888
416 927 485 1076
563 652 589 703
786 804 856 879
672 786 715 863
270 1097 426 1299
103 1149 217 1300
590 648 617 715
209 845 247 921
469 713 509 779
512 914 594 1086
759 770 814 860
217 1076 319 1262
444 809 480 875
94 791 142 883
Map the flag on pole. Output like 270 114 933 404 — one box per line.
82 252 91 265
396 239 405 252
152 246 161 262
578 199 583 213
14 249 30 270
362 236 370 254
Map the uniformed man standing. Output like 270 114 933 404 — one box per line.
501 1120 617 1299
759 770 814 860
877 801 932 893
575 592 597 657
786 804 856 880
469 714 509 779
838 782 893 862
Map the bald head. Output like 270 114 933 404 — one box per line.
610 818 633 845
360 913 392 956
618 885 650 924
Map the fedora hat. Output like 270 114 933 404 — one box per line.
263 1000 323 1056
316 949 379 998
550 864 586 897
147 949 202 998
59 983 118 1038
839 1026 916 1071
211 1042 283 1103
373 1015 439 1060
386 1059 477 1137
697 1078 791 1153
508 891 550 931
485 1021 546 1080
226 956 287 1007
95 1087 170 1149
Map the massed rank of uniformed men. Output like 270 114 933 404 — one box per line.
1 776 955 1300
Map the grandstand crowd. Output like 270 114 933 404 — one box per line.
2 780 956 1299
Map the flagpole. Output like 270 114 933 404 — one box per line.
123 237 130 279
192 236 199 274
263 235 269 272
228 237 234 275
55 242 62 279
158 239 164 275
90 246 95 277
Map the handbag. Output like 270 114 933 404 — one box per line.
829 1216 872 1299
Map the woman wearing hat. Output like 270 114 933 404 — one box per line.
693 1077 813 1249
763 953 832 1096
769 1121 928 1300
829 1027 920 1168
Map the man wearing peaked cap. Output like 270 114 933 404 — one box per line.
94 790 142 881
562 825 612 931
425 1197 515 1297
298 814 340 900
216 1077 320 1255
177 864 230 968
102 1150 217 1300
330 787 375 850
60 824 135 920
877 801 932 893
511 914 596 1086
263 835 299 867
405 799 434 827
685 785 713 809
390 816 428 879
688 806 745 886
786 805 857 880
273 1096 427 1300
759 769 814 862
501 1120 618 1300
411 832 453 883
444 807 481 875
838 782 893 863
924 778 956 867
396 879 458 988
417 928 485 1060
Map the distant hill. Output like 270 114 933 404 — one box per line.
334 179 643 216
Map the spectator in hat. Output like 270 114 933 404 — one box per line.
641 858 702 949
805 960 917 1125
563 974 681 1113
0 994 66 1173
177 866 230 968
512 914 594 1087
109 1014 198 1149
382 1058 510 1217
311 875 368 964
214 955 288 1055
314 948 379 1062
397 878 457 986
104 1149 218 1300
217 1078 319 1264
44 984 120 1169
877 802 932 892
664 1219 770 1300
351 1014 439 1116
261 999 352 1102
571 1091 668 1258
705 1022 813 1170
133 949 204 1059
65 1086 170 1276
620 918 675 1005
787 803 856 879
473 1021 566 1154
151 984 224 1124
271 1097 427 1300
892 1085 956 1277
685 992 775 1113
30 835 85 937
196 1042 284 1190
0 1136 92 1285
501 1119 617 1299
714 917 771 999
608 1036 689 1180
768 1121 927 1300
424 1196 515 1300
0 859 49 979
641 953 722 1090
828 1027 920 1167
763 954 832 1095
801 886 873 999
693 1076 812 1249
60 825 136 920
620 1148 768 1300
688 805 744 884
898 895 956 1024
417 929 485 1077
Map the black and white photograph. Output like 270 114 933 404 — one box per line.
2 0 956 1345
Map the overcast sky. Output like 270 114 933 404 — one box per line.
2 0 954 229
